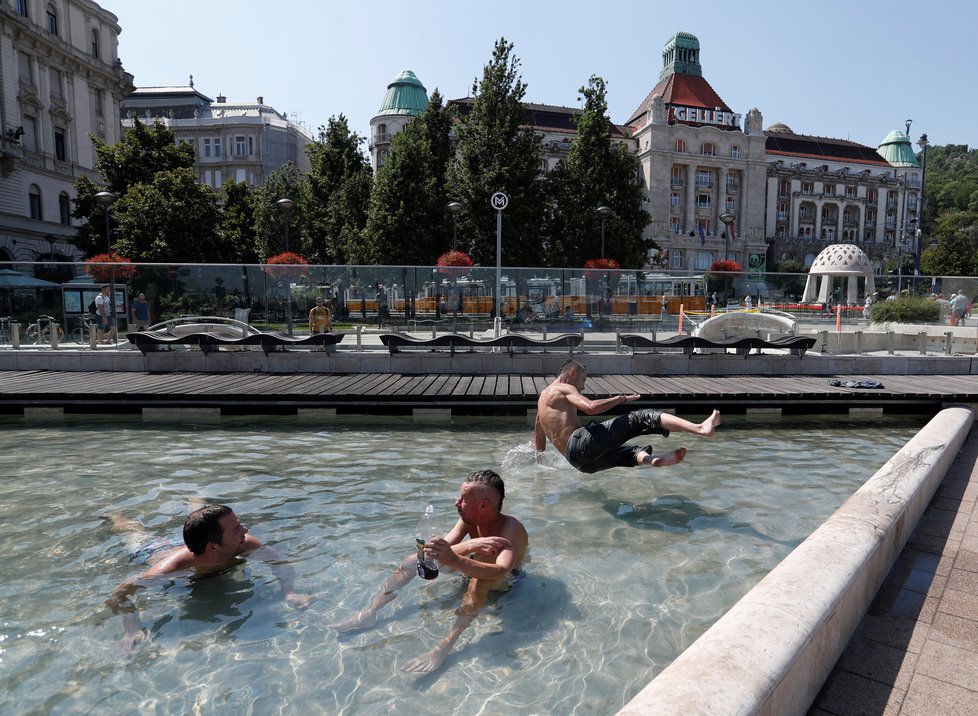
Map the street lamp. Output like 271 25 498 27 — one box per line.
276 197 296 335
446 201 464 251
596 205 612 258
719 211 735 262
94 191 118 342
915 134 929 286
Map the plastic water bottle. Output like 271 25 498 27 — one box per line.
415 504 441 580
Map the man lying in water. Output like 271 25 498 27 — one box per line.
535 358 721 473
107 504 312 653
331 469 528 673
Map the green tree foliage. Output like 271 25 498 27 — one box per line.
304 115 373 264
218 180 259 264
915 144 978 276
922 210 978 275
251 162 307 261
73 118 197 258
545 76 651 268
358 91 454 264
110 168 223 262
447 38 546 267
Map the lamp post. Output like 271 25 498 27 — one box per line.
275 197 296 335
719 212 736 303
596 205 612 258
915 134 929 290
94 190 117 342
447 201 464 251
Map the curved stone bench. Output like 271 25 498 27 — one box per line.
379 332 581 355
127 330 344 355
620 334 816 357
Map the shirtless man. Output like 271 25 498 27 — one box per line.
332 470 528 673
534 358 720 473
107 504 311 653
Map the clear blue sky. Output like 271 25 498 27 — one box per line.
114 0 977 150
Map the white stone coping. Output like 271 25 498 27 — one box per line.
618 405 975 716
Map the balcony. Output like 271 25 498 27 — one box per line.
776 212 789 222
695 180 713 189
885 219 897 229
670 178 684 187
726 182 739 192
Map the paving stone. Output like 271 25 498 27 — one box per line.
806 668 904 716
939 587 978 621
901 673 978 715
830 636 918 691
914 639 978 691
930 612 978 651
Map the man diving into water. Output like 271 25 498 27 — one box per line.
534 359 720 473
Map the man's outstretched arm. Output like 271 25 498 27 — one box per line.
245 537 312 608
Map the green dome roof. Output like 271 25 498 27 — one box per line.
376 70 428 117
877 130 920 168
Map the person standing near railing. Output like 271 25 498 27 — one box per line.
95 284 116 344
130 292 151 332
308 297 332 334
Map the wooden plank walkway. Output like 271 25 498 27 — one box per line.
1 370 977 414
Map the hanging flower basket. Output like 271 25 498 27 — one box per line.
265 251 309 281
583 257 620 281
708 259 742 273
436 250 473 278
84 253 137 283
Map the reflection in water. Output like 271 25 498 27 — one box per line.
0 416 924 715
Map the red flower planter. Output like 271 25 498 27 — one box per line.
84 253 137 283
436 250 473 278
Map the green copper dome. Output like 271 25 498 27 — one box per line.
376 70 428 117
659 32 702 82
878 130 920 168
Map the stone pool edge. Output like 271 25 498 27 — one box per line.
617 404 975 716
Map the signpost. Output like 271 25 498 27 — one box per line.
491 192 508 321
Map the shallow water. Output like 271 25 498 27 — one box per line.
0 414 925 715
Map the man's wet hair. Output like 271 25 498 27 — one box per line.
464 469 505 510
559 359 585 377
183 504 232 555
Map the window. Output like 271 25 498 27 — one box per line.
726 176 738 192
91 29 100 59
866 188 878 205
777 202 789 222
697 218 711 235
49 68 63 99
671 166 683 186
214 138 221 157
823 184 835 197
234 136 245 156
845 185 857 199
670 217 682 234
908 194 918 209
16 0 29 17
675 139 685 153
725 197 736 213
778 180 791 197
730 145 740 159
695 251 713 271
696 194 711 209
29 185 42 220
695 170 712 188
203 138 212 157
94 89 104 118
248 136 254 156
701 142 715 156
59 193 71 225
18 51 33 86
22 116 37 152
670 192 681 207
801 182 814 196
46 5 58 35
670 250 684 270
54 128 66 161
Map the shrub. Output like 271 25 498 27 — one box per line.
870 296 942 324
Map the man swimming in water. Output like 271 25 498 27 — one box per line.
331 470 528 673
534 359 720 473
107 504 311 653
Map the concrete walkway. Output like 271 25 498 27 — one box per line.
809 426 978 715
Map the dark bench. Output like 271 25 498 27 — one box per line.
127 330 344 356
620 334 816 357
379 332 581 355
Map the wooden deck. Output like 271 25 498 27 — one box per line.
1 370 978 415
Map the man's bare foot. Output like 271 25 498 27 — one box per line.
400 644 450 673
330 609 378 633
698 410 721 437
637 446 687 467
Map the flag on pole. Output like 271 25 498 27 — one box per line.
728 220 737 242
698 223 705 246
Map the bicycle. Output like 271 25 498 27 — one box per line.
24 315 65 344
70 314 96 344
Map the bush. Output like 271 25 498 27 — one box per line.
870 297 942 324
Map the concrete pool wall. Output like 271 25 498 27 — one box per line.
618 405 975 716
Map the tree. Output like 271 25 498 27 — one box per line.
447 38 546 268
218 180 260 264
73 118 197 258
545 75 651 268
358 90 454 264
921 210 978 276
251 162 307 261
304 115 373 264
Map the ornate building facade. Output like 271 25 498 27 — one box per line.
120 83 314 190
0 0 132 266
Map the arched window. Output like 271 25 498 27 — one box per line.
29 185 42 220
46 5 58 35
701 142 715 156
59 193 71 225
16 0 28 18
730 145 740 159
91 29 100 59
675 139 685 153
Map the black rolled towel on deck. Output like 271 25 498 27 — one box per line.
829 379 885 389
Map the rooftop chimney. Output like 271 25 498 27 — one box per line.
257 96 264 104
216 94 226 103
